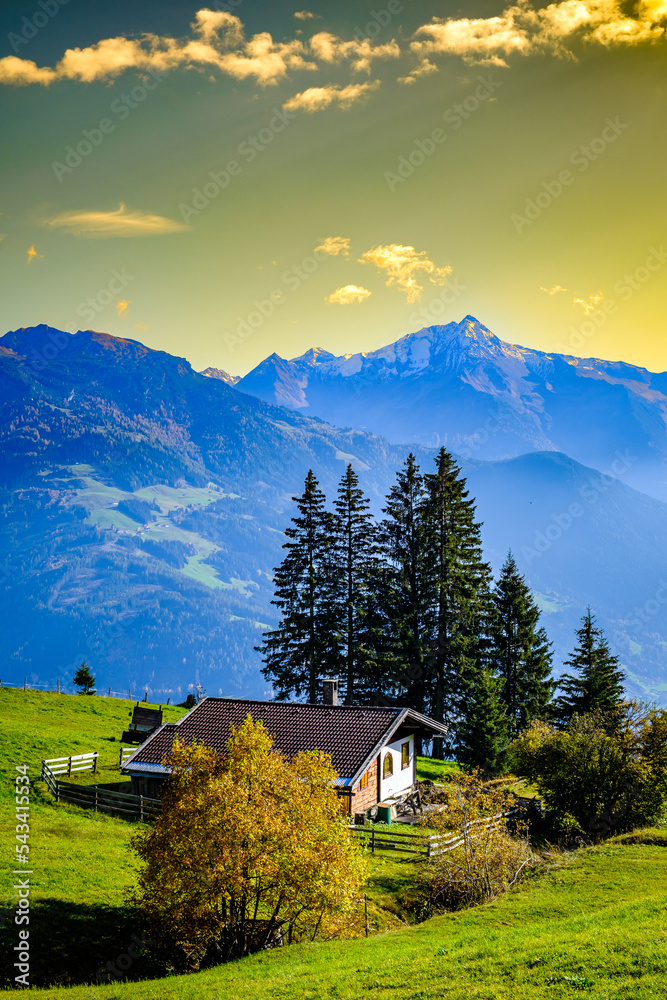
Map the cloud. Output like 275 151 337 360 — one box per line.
573 291 604 314
116 300 130 317
45 204 190 238
0 12 316 88
360 244 452 303
309 31 400 73
294 10 319 20
283 79 380 112
325 284 372 305
26 245 44 263
398 58 439 84
135 322 150 332
409 0 667 68
541 283 567 294
315 236 351 257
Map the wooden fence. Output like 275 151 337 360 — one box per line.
349 807 521 859
42 751 99 777
41 756 161 821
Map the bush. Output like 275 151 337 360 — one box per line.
510 706 667 838
129 716 366 970
420 772 536 911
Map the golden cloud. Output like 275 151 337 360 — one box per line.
325 284 372 305
294 10 319 20
409 0 667 68
283 80 381 112
360 244 452 303
315 236 351 257
26 245 44 263
541 284 567 294
45 204 190 238
573 291 604 314
309 31 400 73
116 300 130 317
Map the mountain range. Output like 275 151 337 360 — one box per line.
234 316 667 503
1 322 666 706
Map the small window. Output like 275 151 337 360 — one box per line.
401 742 410 770
383 753 393 778
360 770 368 789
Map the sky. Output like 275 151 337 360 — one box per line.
1 0 666 376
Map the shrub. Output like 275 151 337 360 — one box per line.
420 771 536 911
510 706 667 838
129 716 366 970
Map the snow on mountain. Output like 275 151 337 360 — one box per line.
236 316 667 502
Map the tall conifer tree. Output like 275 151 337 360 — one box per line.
259 470 336 702
555 609 625 725
379 454 430 716
422 448 493 754
455 668 509 774
490 552 554 734
331 465 382 704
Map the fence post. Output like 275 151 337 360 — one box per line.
94 787 98 813
140 796 144 822
364 895 369 938
93 753 98 775
55 779 59 804
427 838 431 860
67 756 72 778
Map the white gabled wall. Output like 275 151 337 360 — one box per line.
378 734 414 801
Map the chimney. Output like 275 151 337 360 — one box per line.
322 677 338 706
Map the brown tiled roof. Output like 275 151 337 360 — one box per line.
124 698 446 784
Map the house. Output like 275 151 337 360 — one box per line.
122 678 448 816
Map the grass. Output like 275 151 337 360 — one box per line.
2 690 667 999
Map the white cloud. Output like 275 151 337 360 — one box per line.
294 10 319 20
360 244 452 303
26 245 44 263
325 284 372 305
283 80 380 112
315 236 351 257
398 58 439 84
573 291 604 314
45 204 190 238
541 283 567 294
0 56 57 85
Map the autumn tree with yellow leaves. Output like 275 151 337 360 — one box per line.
129 716 366 970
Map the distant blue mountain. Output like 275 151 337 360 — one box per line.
235 316 667 502
1 325 665 705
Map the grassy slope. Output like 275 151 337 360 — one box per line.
2 690 667 999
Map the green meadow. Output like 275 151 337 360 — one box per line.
1 688 666 999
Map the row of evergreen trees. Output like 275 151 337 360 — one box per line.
258 449 625 767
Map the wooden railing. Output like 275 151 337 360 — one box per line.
349 807 521 859
42 751 98 777
119 747 135 767
41 756 161 821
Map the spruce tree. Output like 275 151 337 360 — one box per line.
379 454 430 717
555 609 625 725
73 660 95 695
455 668 508 774
490 551 554 735
422 448 493 754
331 465 383 704
259 470 336 702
